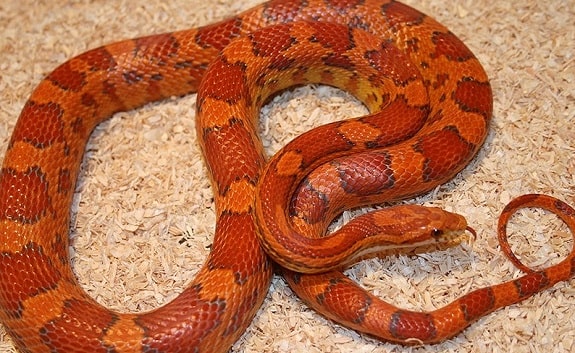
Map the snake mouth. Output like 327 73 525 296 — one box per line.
418 227 474 248
345 228 474 266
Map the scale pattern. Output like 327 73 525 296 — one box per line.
1 1 573 352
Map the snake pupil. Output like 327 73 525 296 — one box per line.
431 228 444 238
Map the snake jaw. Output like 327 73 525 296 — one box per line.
421 227 471 248
344 224 472 267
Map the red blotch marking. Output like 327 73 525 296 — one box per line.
199 57 247 105
249 25 297 71
250 24 296 57
290 179 329 224
41 48 117 120
431 31 475 62
307 22 354 53
515 272 549 298
81 93 96 107
337 151 395 196
382 1 425 29
0 167 51 224
453 78 493 120
363 98 428 145
317 278 371 324
414 127 473 182
47 62 86 92
134 33 179 65
278 125 353 169
389 311 436 341
80 47 117 72
208 212 267 284
0 243 61 318
263 0 306 22
458 287 495 321
40 299 116 352
196 17 243 51
11 101 65 149
201 119 262 193
137 284 226 351
364 42 421 85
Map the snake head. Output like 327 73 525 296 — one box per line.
409 205 473 247
341 204 474 267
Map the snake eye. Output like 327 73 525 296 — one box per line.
431 228 444 238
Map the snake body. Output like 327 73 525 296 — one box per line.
1 0 574 352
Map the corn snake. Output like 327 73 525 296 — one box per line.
0 0 572 351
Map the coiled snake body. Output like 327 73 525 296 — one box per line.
1 0 574 352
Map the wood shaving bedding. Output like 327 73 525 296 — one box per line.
0 0 573 352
